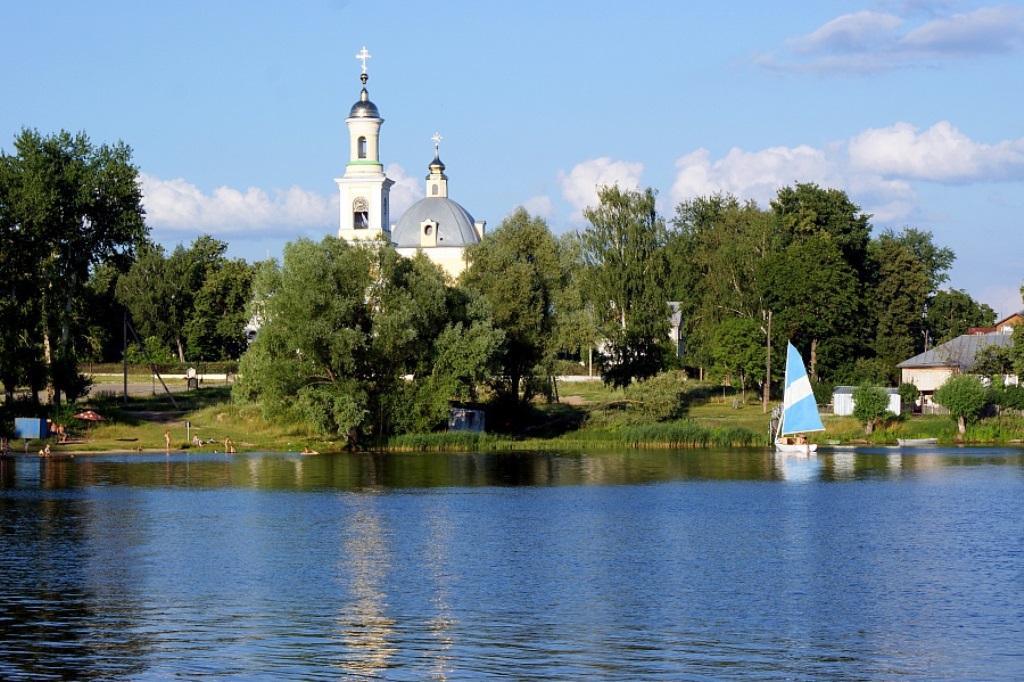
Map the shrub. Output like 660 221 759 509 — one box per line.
623 371 689 422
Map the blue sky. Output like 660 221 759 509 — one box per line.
3 1 1023 317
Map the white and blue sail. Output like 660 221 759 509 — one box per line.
778 342 824 438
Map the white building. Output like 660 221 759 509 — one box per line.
336 48 482 278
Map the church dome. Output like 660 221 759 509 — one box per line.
349 87 380 118
392 197 480 248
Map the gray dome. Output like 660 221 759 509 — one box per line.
392 197 480 248
349 88 380 118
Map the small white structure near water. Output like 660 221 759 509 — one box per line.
832 386 901 416
448 408 485 433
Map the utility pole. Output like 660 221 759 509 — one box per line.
763 310 772 414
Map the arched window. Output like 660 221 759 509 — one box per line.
432 183 438 196
358 137 367 159
353 197 369 229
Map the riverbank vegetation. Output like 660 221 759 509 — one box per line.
10 376 1024 457
3 129 1023 451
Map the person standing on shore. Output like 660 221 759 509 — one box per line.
165 430 171 454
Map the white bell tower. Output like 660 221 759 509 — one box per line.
337 47 394 242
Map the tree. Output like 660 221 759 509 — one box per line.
668 193 772 376
0 128 146 404
885 227 955 294
764 184 869 379
235 237 500 443
933 374 988 438
760 235 860 380
184 257 255 360
118 236 254 362
868 231 931 378
851 385 891 435
709 317 765 401
552 232 604 376
770 183 871 277
580 185 669 387
462 207 563 405
927 289 996 345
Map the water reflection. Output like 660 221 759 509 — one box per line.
336 494 396 677
2 447 1023 680
3 447 1022 493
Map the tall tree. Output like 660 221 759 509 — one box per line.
669 193 771 376
462 208 564 404
235 237 500 443
1 128 146 404
927 288 996 345
868 232 931 379
759 234 860 380
581 186 669 387
765 184 870 379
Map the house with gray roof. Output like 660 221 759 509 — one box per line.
898 330 1016 403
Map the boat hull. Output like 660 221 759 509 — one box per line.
775 439 818 454
897 438 938 446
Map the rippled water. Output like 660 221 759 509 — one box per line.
1 447 1022 680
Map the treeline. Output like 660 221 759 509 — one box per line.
0 129 253 409
667 186 1000 390
3 128 1017 443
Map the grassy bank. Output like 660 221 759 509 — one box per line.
10 379 1024 455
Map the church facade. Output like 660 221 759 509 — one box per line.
336 48 483 278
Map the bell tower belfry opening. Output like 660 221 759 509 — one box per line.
336 47 394 242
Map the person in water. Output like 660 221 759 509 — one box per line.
301 446 319 455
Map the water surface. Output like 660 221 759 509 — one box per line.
1 447 1022 680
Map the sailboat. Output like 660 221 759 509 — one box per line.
774 342 825 454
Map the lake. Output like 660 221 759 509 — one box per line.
1 447 1022 680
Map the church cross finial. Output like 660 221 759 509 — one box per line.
356 46 371 74
432 132 442 155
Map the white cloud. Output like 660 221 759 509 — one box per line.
762 5 1024 73
140 173 335 235
669 120 1024 223
670 145 836 208
902 6 1024 55
848 121 1024 182
789 10 903 55
520 195 555 221
557 157 644 223
384 163 424 222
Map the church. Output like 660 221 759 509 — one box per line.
335 48 484 278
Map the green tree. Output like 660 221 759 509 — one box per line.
236 237 499 443
184 257 255 360
886 227 955 294
1014 309 1024 378
118 235 253 362
552 232 603 376
668 193 771 376
581 185 670 387
927 288 996 345
1 128 146 404
868 231 931 378
933 374 988 438
709 317 765 402
462 207 563 405
764 184 870 380
770 182 871 277
972 343 1015 380
760 235 860 380
851 385 891 435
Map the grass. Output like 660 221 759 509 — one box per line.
12 377 1024 455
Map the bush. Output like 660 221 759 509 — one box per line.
623 371 689 422
898 383 920 406
852 385 892 435
812 378 833 408
934 374 988 436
